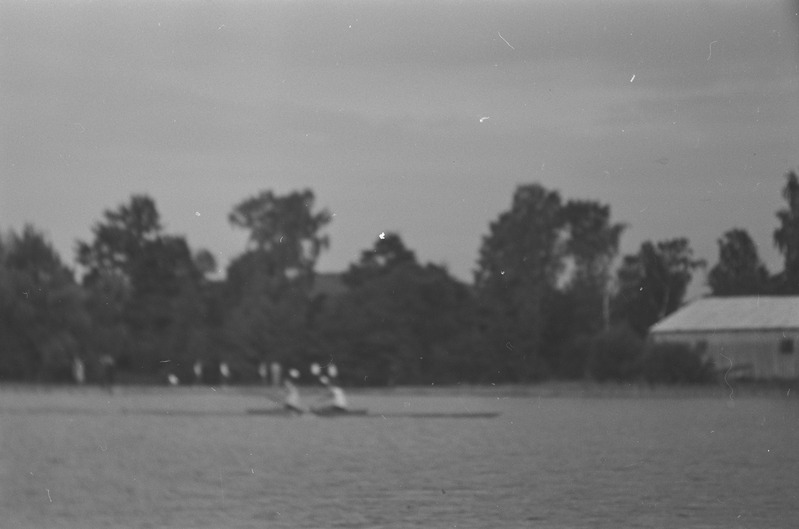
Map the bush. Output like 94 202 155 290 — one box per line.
642 341 715 385
586 326 644 382
556 335 593 379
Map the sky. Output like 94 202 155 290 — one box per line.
2 1 798 295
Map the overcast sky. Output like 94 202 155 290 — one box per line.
2 1 798 293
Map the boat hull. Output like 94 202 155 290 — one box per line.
245 408 500 418
245 408 369 417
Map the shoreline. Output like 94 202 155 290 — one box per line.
0 379 794 400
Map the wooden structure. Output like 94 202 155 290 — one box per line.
649 297 799 380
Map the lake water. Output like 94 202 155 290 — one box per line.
1 386 797 528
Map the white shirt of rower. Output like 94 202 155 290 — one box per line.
284 381 303 409
329 386 348 409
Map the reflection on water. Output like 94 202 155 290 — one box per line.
1 388 797 528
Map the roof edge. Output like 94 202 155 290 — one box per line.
651 327 799 334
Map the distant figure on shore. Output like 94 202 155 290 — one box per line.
310 363 322 377
258 362 268 385
72 357 86 385
270 362 281 386
283 369 307 414
193 360 203 385
219 362 231 385
326 363 339 379
99 354 115 391
167 373 180 386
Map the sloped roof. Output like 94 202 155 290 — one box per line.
650 296 799 333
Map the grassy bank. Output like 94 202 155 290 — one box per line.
2 378 794 401
343 379 796 400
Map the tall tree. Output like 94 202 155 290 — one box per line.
0 226 90 381
708 228 769 296
126 235 200 330
225 189 331 367
773 170 799 293
560 200 626 333
343 232 417 287
76 195 204 371
321 233 484 385
536 200 625 377
76 194 162 287
474 184 564 380
228 189 331 292
613 238 705 335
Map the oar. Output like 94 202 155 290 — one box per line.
262 389 285 406
262 387 309 413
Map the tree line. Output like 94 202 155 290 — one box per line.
2 171 797 385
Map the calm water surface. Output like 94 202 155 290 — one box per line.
1 387 797 528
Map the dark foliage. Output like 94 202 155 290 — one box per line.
10 170 798 385
585 326 644 382
222 189 331 371
320 233 487 385
613 239 705 336
474 184 565 381
642 342 716 385
555 335 593 380
708 228 770 296
0 226 90 381
773 170 799 293
76 195 208 373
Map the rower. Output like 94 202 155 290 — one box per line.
315 373 349 414
283 369 307 414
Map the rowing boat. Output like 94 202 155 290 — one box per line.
374 411 500 419
245 408 501 419
246 407 369 417
5 407 501 419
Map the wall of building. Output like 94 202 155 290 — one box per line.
650 329 799 379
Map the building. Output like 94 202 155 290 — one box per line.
649 297 799 380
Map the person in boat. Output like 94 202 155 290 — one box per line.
283 369 307 414
313 373 349 414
